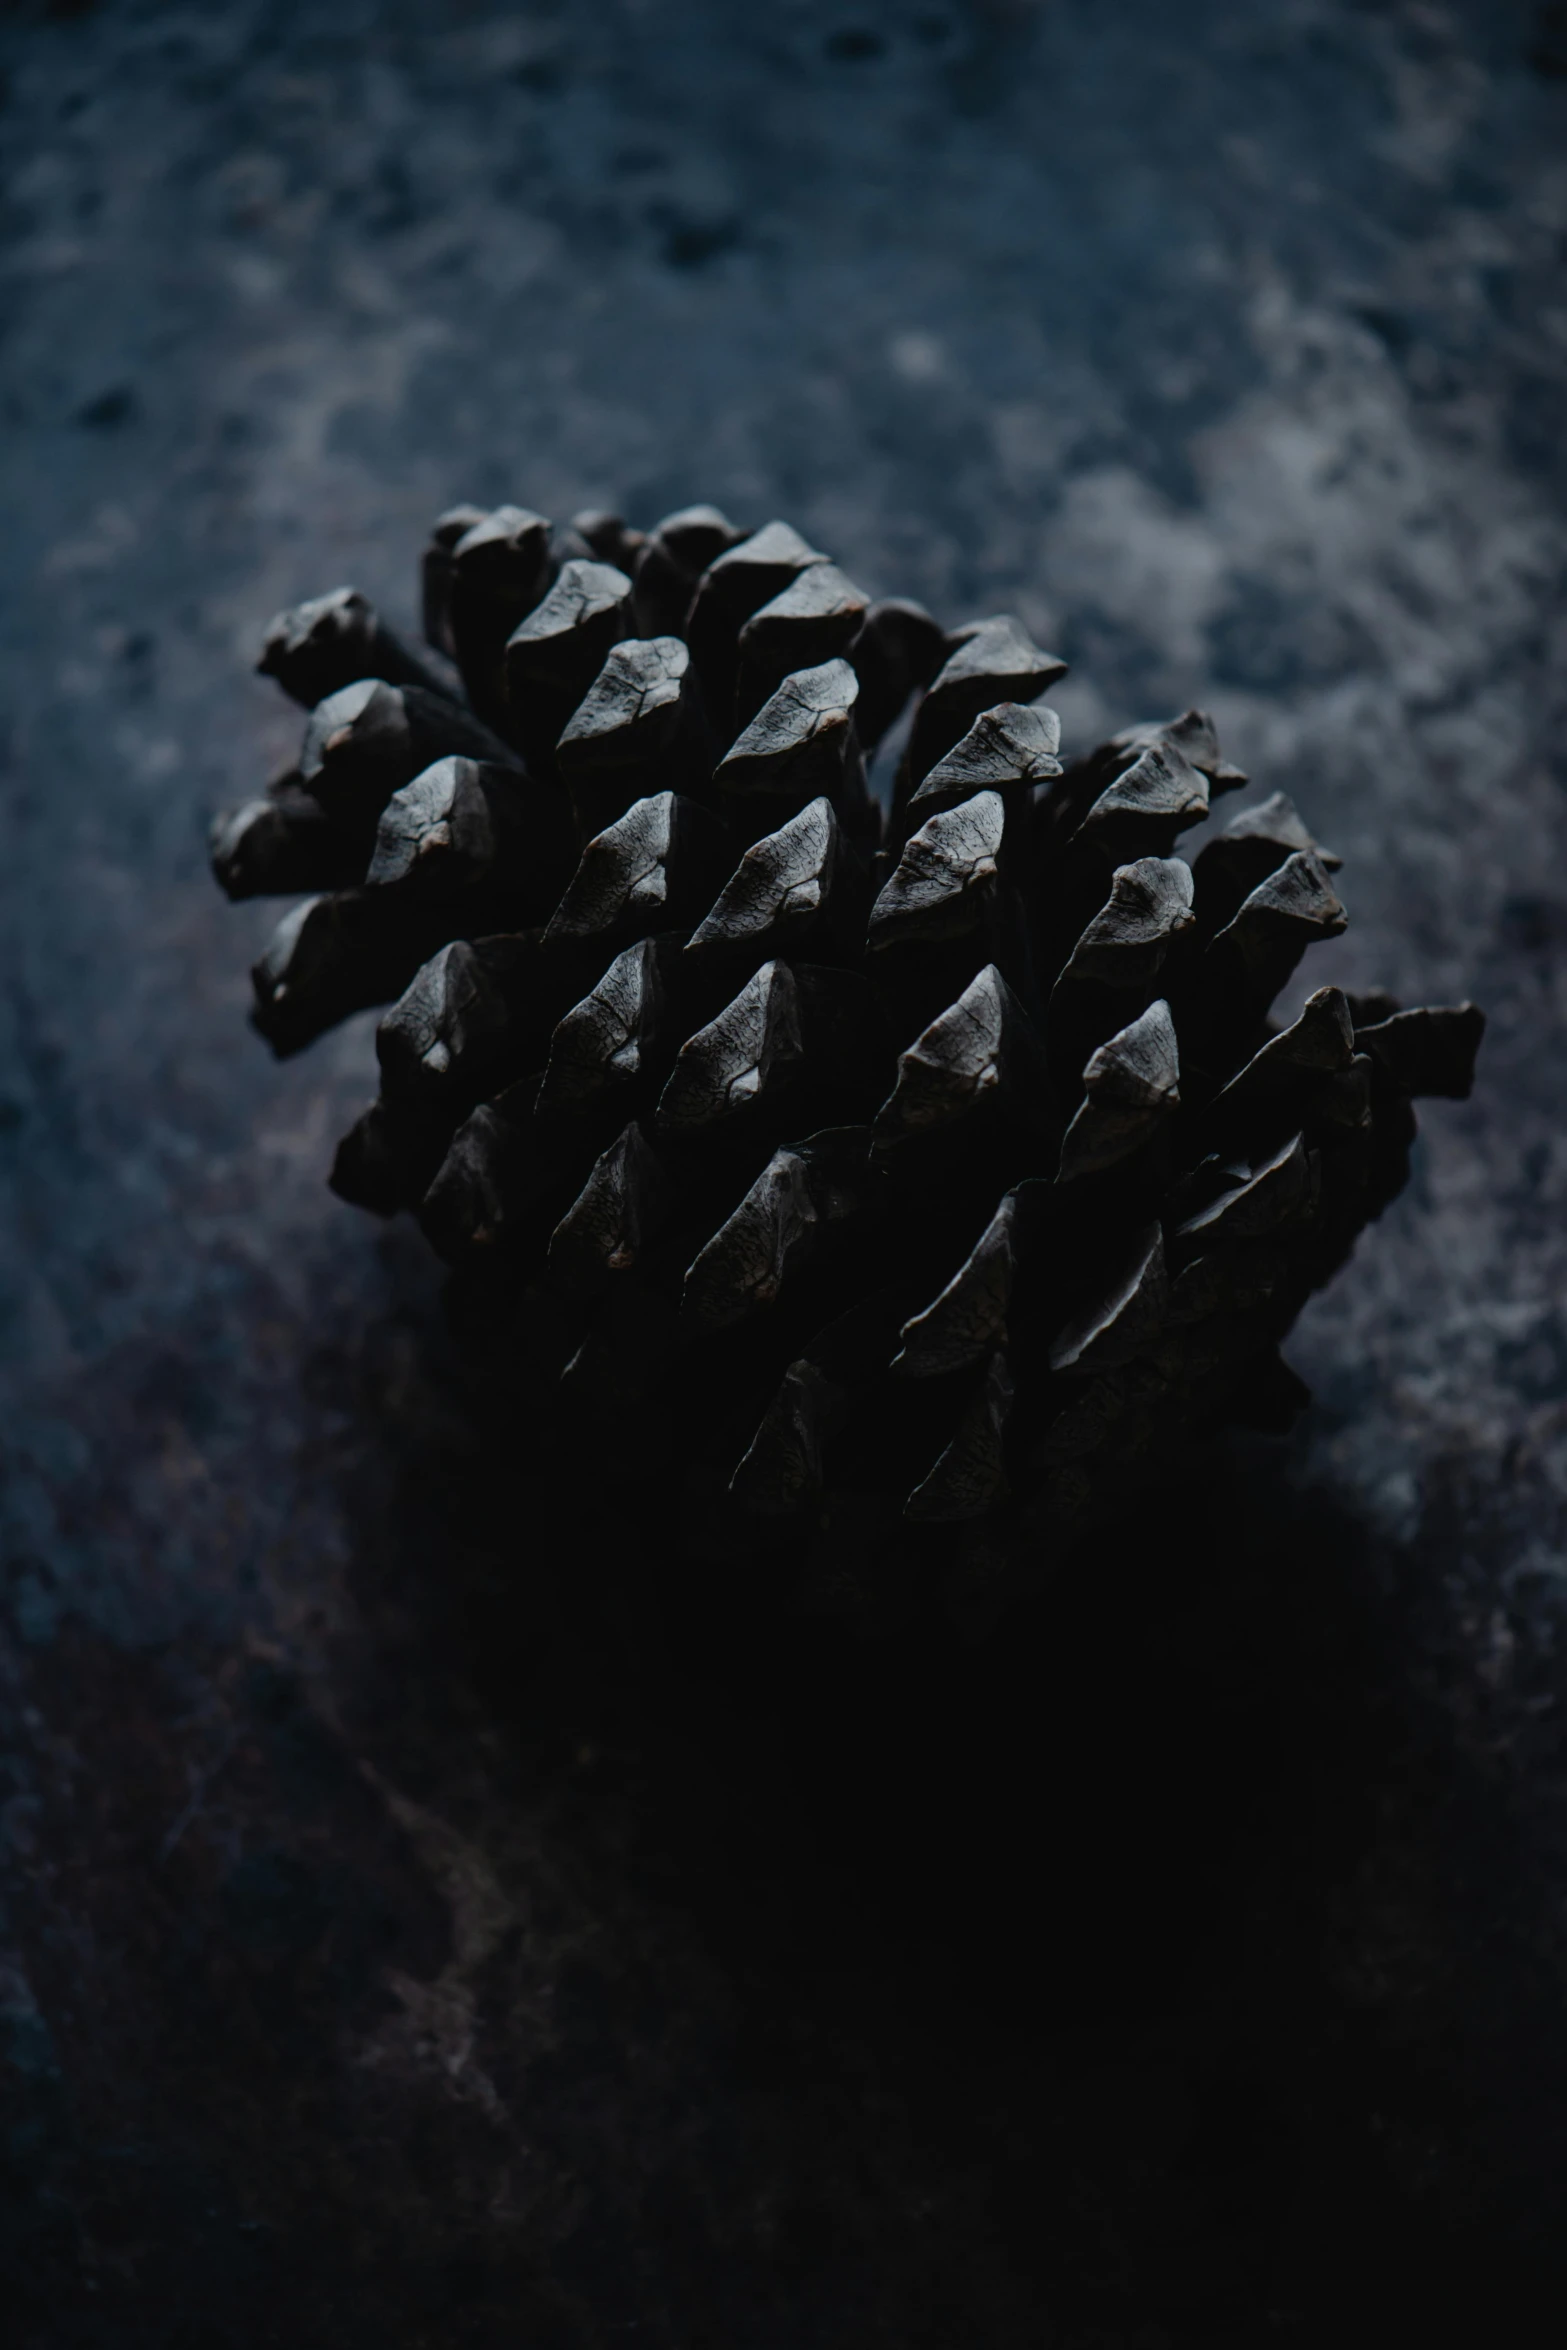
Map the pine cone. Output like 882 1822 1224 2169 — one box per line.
213 503 1483 1595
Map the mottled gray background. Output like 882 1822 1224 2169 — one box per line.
2 1 1566 2341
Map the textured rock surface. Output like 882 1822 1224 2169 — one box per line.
1 1 1565 2341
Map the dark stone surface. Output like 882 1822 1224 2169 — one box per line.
2 2 1566 2340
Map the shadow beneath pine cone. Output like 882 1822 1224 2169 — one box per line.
329 1262 1567 2347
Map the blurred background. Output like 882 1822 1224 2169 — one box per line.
2 1 1565 2341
